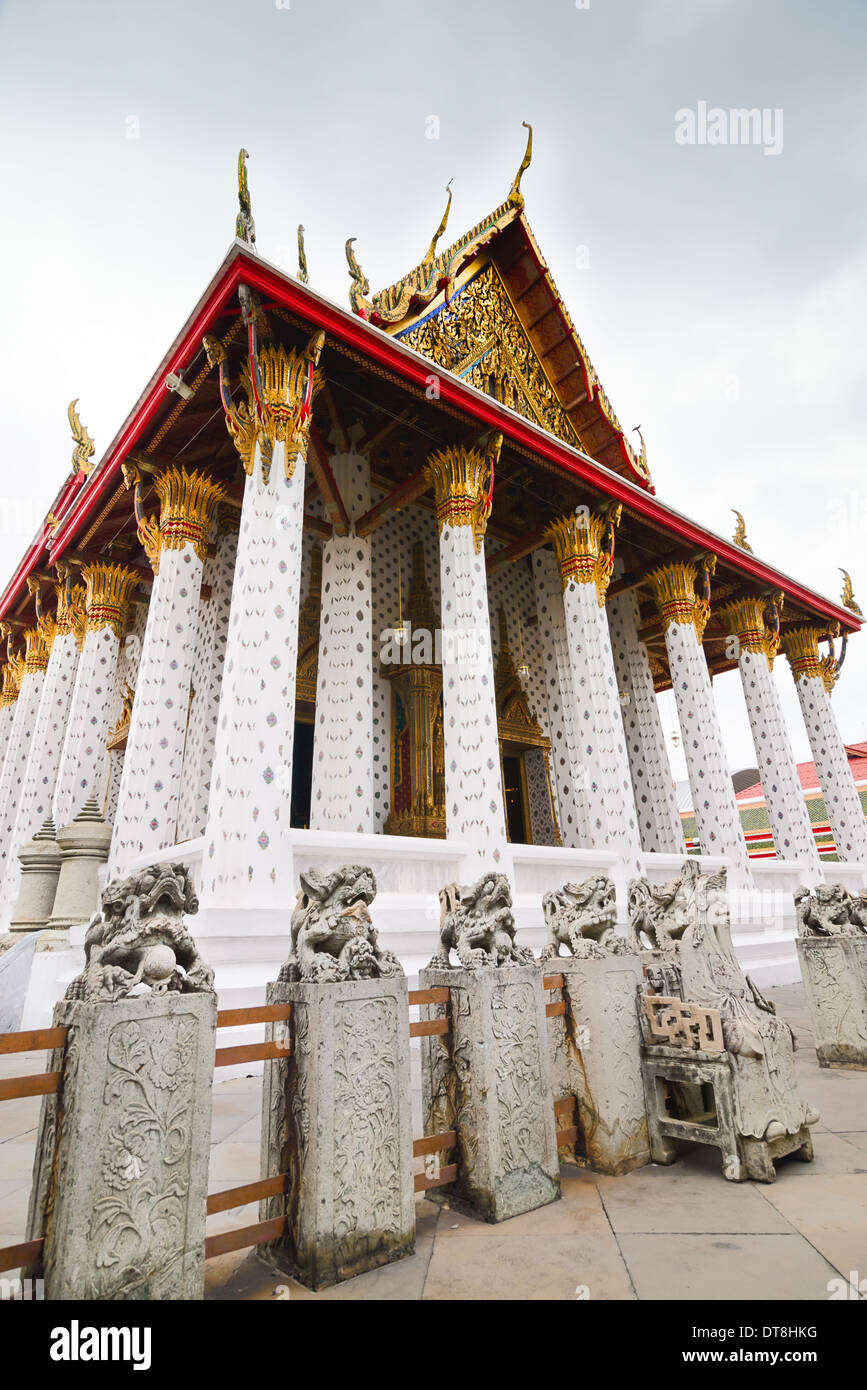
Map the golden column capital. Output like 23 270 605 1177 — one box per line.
0 660 20 707
82 562 140 639
782 624 838 694
22 624 52 675
55 576 87 648
426 442 497 554
718 590 783 668
545 501 622 607
153 467 227 566
647 553 717 642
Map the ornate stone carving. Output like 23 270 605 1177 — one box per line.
795 883 867 938
428 871 535 970
65 861 215 1002
545 501 622 607
627 858 703 953
278 865 403 983
426 435 501 554
540 874 631 959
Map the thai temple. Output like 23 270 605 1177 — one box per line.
1 129 864 1027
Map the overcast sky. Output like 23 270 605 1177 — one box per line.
0 0 865 782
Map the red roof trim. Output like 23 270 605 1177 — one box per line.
1 243 859 636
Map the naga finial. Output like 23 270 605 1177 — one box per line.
68 399 95 476
424 179 453 263
508 122 533 206
732 509 754 553
297 224 309 284
840 568 863 617
235 148 256 248
345 237 371 319
633 425 647 470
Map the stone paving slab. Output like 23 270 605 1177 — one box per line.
617 1232 842 1301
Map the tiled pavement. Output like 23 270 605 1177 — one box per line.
1 984 865 1300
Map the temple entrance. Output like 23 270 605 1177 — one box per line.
290 720 314 828
502 754 529 844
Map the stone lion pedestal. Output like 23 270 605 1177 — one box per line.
257 974 415 1290
419 964 560 1222
546 955 650 1176
27 992 216 1300
797 935 867 1068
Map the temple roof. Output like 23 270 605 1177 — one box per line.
352 127 653 492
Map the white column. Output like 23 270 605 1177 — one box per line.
546 506 643 876
532 548 589 847
0 625 52 883
310 450 374 832
720 599 823 879
427 445 508 872
784 625 867 864
648 559 752 887
608 587 683 853
52 563 140 831
108 467 225 876
176 515 239 842
0 577 85 925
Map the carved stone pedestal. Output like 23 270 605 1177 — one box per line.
546 955 649 1176
27 992 216 1299
797 935 867 1068
419 964 560 1222
258 975 415 1290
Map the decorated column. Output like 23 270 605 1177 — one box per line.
783 625 867 863
0 570 85 927
532 548 590 847
52 562 140 830
0 621 54 883
720 596 823 878
176 512 239 842
545 503 642 876
198 314 324 911
608 587 683 854
647 557 752 886
426 439 508 871
107 466 225 876
0 654 22 772
310 450 374 832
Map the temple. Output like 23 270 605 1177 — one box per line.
1 131 864 1026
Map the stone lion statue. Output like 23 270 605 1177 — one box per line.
427 871 535 971
65 862 214 1002
540 874 630 960
794 883 867 938
628 858 706 953
278 865 403 983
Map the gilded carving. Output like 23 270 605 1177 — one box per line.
235 147 256 247
82 562 140 638
426 435 500 553
68 398 96 476
719 590 783 669
647 553 717 642
545 501 622 607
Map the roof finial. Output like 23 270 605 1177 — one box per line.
509 122 533 207
840 568 863 616
731 509 754 553
68 399 95 476
297 224 309 284
424 179 453 262
345 237 371 319
236 148 257 249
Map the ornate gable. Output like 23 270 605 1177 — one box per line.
397 262 581 450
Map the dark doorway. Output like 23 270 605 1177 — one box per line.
502 754 528 844
291 721 314 828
